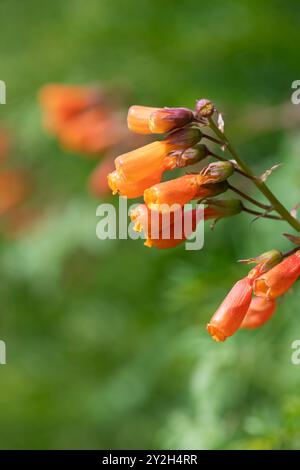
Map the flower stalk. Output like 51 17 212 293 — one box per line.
208 116 300 232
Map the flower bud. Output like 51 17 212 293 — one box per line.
204 198 243 220
199 161 234 184
195 99 214 118
254 251 300 299
165 128 202 150
127 105 159 134
175 144 210 168
243 249 283 280
149 107 194 134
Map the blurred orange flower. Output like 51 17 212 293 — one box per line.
0 127 10 163
0 170 31 216
39 83 124 157
240 297 277 329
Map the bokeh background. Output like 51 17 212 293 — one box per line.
0 0 300 449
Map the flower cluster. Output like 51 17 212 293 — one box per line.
207 250 300 341
108 104 241 250
108 98 300 342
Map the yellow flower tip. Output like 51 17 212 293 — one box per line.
130 208 142 232
253 278 272 299
144 239 153 248
107 171 120 195
144 187 159 207
206 323 227 342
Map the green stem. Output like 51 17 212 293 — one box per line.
242 206 282 221
208 117 300 232
228 183 271 211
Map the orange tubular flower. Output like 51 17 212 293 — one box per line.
130 203 243 249
127 106 159 134
254 251 300 299
206 277 253 342
144 174 228 211
240 297 277 329
130 204 203 249
114 128 201 183
108 170 164 198
127 105 194 134
114 141 176 183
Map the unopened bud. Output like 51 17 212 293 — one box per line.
199 181 229 200
199 161 234 183
205 198 243 219
195 99 214 118
166 127 202 150
241 249 283 279
175 144 210 167
149 107 194 134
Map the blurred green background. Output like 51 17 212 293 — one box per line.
0 0 300 449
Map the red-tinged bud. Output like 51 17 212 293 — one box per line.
165 128 202 150
127 106 160 134
149 107 194 134
130 204 202 249
199 161 234 183
240 297 277 329
175 144 210 168
195 99 214 118
144 175 227 211
207 277 253 342
242 249 283 280
253 251 300 299
204 198 243 220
